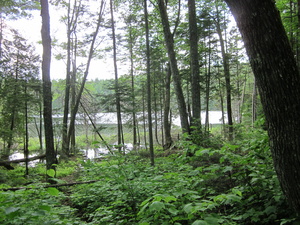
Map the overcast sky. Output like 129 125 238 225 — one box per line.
7 6 120 81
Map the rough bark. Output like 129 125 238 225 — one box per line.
163 63 173 149
40 0 57 170
157 0 190 134
188 0 201 126
224 0 300 213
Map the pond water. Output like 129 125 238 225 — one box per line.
9 152 40 167
8 143 133 167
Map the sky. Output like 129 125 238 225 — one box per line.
6 6 120 81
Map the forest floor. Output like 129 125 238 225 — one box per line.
0 129 299 224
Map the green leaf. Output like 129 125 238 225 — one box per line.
195 149 210 156
149 201 165 212
47 187 59 196
225 194 241 203
204 215 220 225
47 169 56 177
39 205 51 211
167 207 179 215
5 207 20 214
164 195 177 203
183 203 194 214
192 220 208 225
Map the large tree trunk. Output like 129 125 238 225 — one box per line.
188 0 201 126
224 0 300 213
157 0 190 134
40 0 57 170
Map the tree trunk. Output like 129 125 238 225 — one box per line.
163 63 173 149
144 0 154 166
252 77 257 126
40 0 57 170
67 1 105 153
215 3 233 141
188 0 201 127
110 0 124 153
157 0 190 134
61 0 73 158
224 0 300 213
128 23 138 149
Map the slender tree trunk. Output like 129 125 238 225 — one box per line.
188 0 201 127
110 0 124 152
24 82 29 176
218 77 226 134
205 29 212 131
157 0 190 134
128 25 138 149
144 0 154 166
61 0 73 158
67 1 105 153
142 84 148 150
40 0 57 170
215 4 233 140
252 77 257 126
163 63 173 149
224 0 300 213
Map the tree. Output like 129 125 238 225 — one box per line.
224 0 300 213
144 0 154 166
110 0 124 152
40 0 57 170
188 0 201 127
215 0 234 140
157 0 190 134
0 29 40 160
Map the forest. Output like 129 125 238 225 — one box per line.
1 0 300 224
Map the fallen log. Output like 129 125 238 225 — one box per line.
1 180 99 191
0 154 46 170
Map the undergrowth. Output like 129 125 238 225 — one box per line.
0 126 299 224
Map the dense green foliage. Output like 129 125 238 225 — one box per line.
0 126 298 224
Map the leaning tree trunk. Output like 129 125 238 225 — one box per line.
157 0 190 134
215 4 234 141
67 1 105 152
224 0 300 214
40 0 57 170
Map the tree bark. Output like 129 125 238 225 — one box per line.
40 0 57 170
224 0 300 213
67 1 105 153
215 3 234 141
188 0 201 127
157 0 190 134
144 0 154 166
163 63 173 149
110 0 124 153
